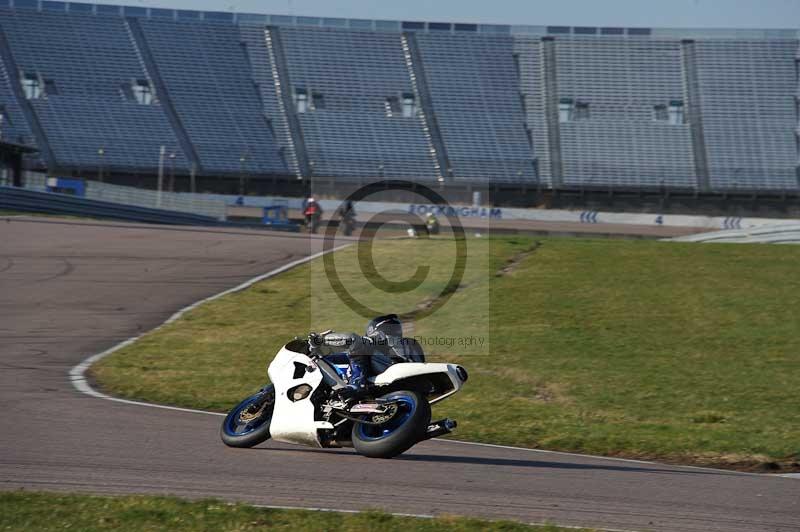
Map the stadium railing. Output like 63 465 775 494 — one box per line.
0 185 226 226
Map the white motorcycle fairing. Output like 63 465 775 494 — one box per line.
370 362 465 404
267 344 332 447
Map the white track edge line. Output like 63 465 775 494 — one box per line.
249 503 632 532
68 243 797 482
69 245 348 404
251 503 434 518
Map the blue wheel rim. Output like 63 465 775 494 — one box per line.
357 393 416 441
224 389 273 437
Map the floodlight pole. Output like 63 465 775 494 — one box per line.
97 147 105 183
238 155 247 196
309 160 315 196
168 152 176 192
190 163 197 193
157 145 165 207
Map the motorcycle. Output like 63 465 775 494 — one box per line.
305 212 320 234
341 213 356 236
425 216 440 236
220 332 468 458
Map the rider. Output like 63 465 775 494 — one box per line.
425 212 440 235
335 200 356 234
303 197 323 229
336 200 355 220
326 314 424 400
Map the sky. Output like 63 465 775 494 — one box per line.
97 0 800 29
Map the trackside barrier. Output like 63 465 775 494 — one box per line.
0 186 226 226
18 177 798 232
193 192 800 231
24 174 227 221
670 223 800 244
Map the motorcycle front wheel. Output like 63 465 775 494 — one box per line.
351 389 430 459
220 385 275 448
306 216 318 234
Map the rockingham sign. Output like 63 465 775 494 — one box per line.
407 204 503 219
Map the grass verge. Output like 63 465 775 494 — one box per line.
92 236 800 471
0 491 589 531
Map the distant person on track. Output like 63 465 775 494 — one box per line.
425 212 440 236
335 200 356 236
303 197 323 234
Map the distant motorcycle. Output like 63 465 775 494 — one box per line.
425 214 440 236
336 201 356 236
303 200 322 234
220 332 468 458
340 213 356 236
305 212 320 234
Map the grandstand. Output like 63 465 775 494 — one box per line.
0 1 798 207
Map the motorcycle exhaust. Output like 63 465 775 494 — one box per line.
422 418 457 440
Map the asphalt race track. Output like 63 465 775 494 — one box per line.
1 216 798 532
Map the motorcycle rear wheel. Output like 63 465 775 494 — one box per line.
351 389 430 459
220 385 274 448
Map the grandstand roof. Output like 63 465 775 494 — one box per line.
3 0 798 39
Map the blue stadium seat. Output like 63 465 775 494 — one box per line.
0 57 34 147
695 40 798 191
0 8 189 173
139 19 288 176
516 36 697 189
415 32 536 184
276 27 439 180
